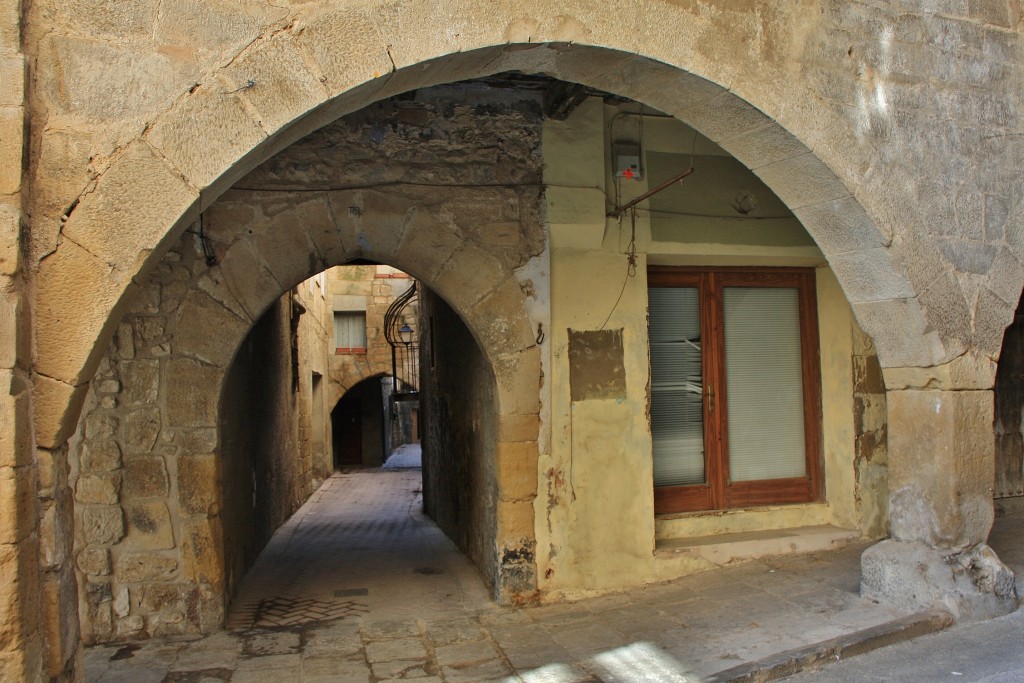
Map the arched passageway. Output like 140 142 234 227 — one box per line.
68 79 543 642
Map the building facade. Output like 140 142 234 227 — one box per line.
2 1 1023 679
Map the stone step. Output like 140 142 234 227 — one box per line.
655 524 861 565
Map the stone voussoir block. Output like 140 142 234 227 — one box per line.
145 83 267 190
678 91 774 145
431 244 509 310
34 237 137 388
294 6 394 97
220 32 328 137
61 141 199 274
469 279 537 361
492 347 543 417
178 453 218 516
248 197 333 285
829 248 915 304
213 238 282 322
496 441 539 502
753 152 853 210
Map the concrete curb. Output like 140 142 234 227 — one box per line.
706 609 955 682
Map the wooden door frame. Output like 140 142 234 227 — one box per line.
648 266 823 514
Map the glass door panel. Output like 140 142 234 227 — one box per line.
649 287 705 486
722 287 806 482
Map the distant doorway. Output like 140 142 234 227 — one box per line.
332 378 386 469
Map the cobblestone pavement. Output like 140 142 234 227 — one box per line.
86 469 963 682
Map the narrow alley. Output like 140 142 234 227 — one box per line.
82 455 959 683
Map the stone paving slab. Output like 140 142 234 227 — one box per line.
83 469 1012 683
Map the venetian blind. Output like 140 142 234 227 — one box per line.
648 287 705 486
723 287 805 482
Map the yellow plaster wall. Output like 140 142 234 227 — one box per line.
538 97 658 595
539 98 884 599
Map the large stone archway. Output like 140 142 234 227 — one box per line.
36 32 971 450
12 2 1024 680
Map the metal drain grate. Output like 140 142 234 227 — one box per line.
334 588 369 597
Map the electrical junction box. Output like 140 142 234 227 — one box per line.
614 143 642 180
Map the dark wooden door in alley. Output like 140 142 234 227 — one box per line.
334 406 363 468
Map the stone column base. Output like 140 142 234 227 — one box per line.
861 539 1019 620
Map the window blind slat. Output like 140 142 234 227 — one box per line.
648 288 705 486
723 287 805 482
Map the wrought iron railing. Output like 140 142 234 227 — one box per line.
383 280 418 403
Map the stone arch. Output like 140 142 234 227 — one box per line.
70 144 539 637
329 370 389 466
34 12 953 450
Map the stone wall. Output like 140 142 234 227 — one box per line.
67 241 222 644
325 265 418 419
327 267 397 384
221 287 332 602
0 0 47 678
325 265 420 466
68 245 332 643
419 288 500 591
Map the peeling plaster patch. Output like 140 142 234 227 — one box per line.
568 329 626 401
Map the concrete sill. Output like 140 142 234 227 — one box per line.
655 524 860 565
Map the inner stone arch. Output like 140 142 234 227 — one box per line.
68 81 546 641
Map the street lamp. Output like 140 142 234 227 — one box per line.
398 323 413 346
